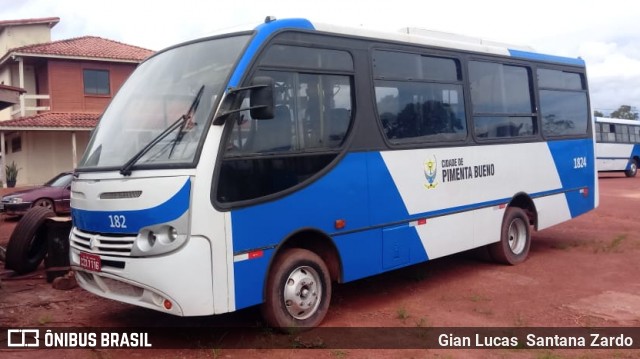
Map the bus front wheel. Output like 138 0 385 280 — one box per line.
625 159 638 177
262 248 331 331
489 207 531 265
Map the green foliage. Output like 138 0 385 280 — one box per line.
396 305 409 320
595 234 626 253
5 161 19 182
610 105 639 120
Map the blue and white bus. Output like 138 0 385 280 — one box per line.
595 116 640 177
70 17 597 329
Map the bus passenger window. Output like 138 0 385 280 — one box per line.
217 70 354 203
469 61 536 140
373 51 467 145
538 69 589 138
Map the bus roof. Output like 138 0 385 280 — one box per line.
249 17 586 67
594 116 640 125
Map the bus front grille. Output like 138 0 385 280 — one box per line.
70 227 136 257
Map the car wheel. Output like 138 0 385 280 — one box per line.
33 198 55 212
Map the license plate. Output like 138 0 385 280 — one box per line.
79 252 101 272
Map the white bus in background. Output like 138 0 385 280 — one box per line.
595 117 640 177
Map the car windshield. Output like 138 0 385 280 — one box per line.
78 34 251 170
44 173 73 187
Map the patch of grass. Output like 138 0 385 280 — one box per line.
331 350 348 359
608 234 626 251
551 240 584 250
473 307 493 316
513 313 528 327
396 305 410 320
535 352 564 359
415 317 429 328
37 314 52 325
595 234 627 253
469 293 490 303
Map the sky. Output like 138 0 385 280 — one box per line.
2 0 639 115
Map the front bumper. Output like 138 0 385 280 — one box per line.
2 202 31 215
70 235 215 316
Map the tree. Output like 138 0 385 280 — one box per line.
610 105 639 120
594 110 604 117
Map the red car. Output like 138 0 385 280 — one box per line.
1 172 73 216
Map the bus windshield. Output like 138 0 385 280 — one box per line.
78 34 251 170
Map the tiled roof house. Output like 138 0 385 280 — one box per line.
0 17 154 186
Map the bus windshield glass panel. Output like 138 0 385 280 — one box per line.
79 35 251 169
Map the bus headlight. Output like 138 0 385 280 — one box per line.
137 229 157 251
133 225 183 256
169 227 178 242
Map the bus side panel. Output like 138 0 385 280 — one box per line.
533 195 573 230
333 230 383 282
229 153 371 309
596 143 634 171
473 206 506 248
232 248 276 310
415 211 476 259
229 153 370 253
546 139 596 218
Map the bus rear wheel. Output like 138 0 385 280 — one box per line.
625 159 638 177
489 207 531 265
261 248 331 331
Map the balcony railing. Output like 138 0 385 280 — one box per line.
11 94 51 118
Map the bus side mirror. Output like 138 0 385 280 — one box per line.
250 76 275 120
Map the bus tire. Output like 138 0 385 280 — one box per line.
5 206 54 274
261 248 331 331
489 207 531 265
625 159 638 177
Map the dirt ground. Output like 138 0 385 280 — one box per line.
0 174 639 358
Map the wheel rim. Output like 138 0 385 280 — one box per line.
34 200 53 211
283 265 322 320
631 163 637 175
508 218 527 255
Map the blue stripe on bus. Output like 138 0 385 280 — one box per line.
508 49 585 67
231 152 427 309
71 179 191 234
330 187 581 238
547 138 595 218
227 19 315 88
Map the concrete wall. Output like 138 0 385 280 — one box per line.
0 22 52 121
0 23 52 58
0 67 12 121
4 130 90 185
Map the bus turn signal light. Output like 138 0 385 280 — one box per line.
335 219 346 229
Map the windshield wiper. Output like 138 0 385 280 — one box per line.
119 85 205 176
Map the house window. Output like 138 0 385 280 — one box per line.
11 136 21 153
83 69 110 95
